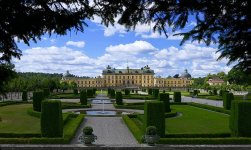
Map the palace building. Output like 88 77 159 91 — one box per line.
61 65 193 89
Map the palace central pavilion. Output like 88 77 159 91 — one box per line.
61 65 193 89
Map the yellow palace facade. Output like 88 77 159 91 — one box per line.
61 65 193 88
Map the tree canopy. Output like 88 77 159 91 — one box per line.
0 0 250 93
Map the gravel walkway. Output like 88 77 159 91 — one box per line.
181 96 223 107
70 94 141 146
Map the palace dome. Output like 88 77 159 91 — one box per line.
180 69 191 78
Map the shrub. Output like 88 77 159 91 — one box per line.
173 92 181 103
41 100 63 137
230 100 251 137
153 89 159 98
188 102 230 114
213 89 218 95
223 92 234 110
116 92 123 105
209 91 213 95
193 90 198 96
22 91 28 101
80 90 87 105
125 89 130 95
93 88 97 95
33 91 44 112
144 101 165 137
159 93 171 112
107 88 111 96
148 89 153 95
43 88 50 98
110 89 115 98
87 89 93 97
73 89 78 95
83 126 93 135
146 126 158 135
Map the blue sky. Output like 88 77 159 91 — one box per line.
13 17 233 78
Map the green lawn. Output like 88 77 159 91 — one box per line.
166 105 230 134
0 104 40 133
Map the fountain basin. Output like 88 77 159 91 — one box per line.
75 109 134 116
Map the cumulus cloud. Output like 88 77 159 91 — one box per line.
66 41 85 48
14 41 233 78
105 40 157 55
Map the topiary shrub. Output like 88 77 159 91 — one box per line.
87 89 93 97
148 89 153 95
223 92 234 110
41 100 63 137
193 90 198 96
173 92 181 103
110 89 115 98
153 89 159 98
116 92 123 105
163 90 165 93
93 88 97 95
213 89 218 95
107 88 111 96
80 90 87 105
33 91 44 112
83 126 93 135
230 100 251 137
125 89 130 95
159 93 171 112
22 91 28 101
73 89 78 95
43 88 50 98
144 101 165 137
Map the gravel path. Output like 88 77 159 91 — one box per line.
70 94 141 146
181 96 223 107
72 117 140 146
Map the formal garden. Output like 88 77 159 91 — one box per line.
0 87 251 145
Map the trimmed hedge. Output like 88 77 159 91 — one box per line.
188 102 230 114
153 88 159 98
22 91 28 101
144 101 165 137
159 137 251 144
230 100 251 137
159 93 171 112
43 88 50 98
0 114 84 144
164 133 231 138
41 100 63 137
125 89 130 95
110 89 115 98
73 89 78 95
80 90 87 105
116 92 123 105
223 92 234 110
165 111 178 118
213 89 218 95
193 90 199 96
148 88 153 95
122 115 144 143
0 133 41 138
173 92 181 103
61 102 91 109
27 108 41 118
87 89 94 97
32 91 44 112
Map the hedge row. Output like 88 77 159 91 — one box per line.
223 92 234 110
115 91 123 105
148 88 153 95
164 133 230 138
27 108 41 118
124 89 130 95
0 133 41 138
0 101 27 107
33 91 44 112
158 137 251 144
41 100 63 137
122 115 144 143
80 90 87 105
153 89 159 98
144 101 165 137
0 114 84 144
61 102 91 109
230 100 251 137
173 92 181 103
22 91 28 101
188 102 230 114
165 111 178 118
159 93 171 112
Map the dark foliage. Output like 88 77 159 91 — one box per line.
32 91 44 112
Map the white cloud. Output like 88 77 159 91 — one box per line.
66 41 85 48
105 40 157 55
14 41 233 78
